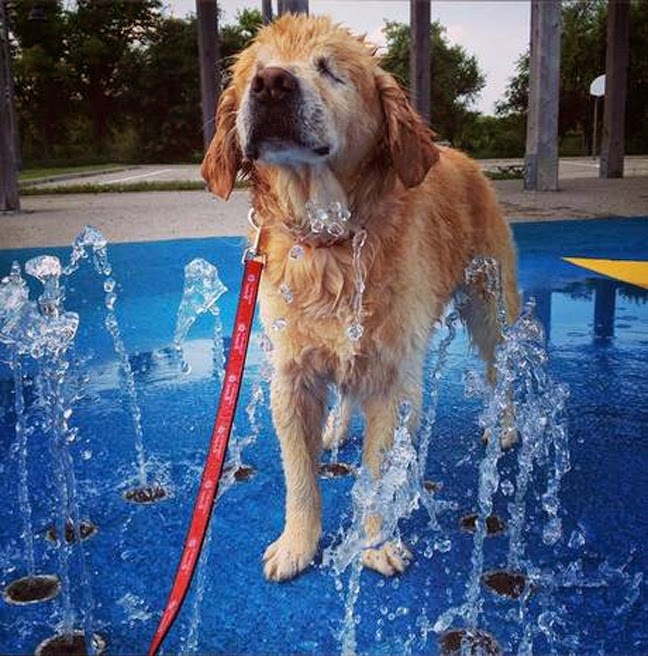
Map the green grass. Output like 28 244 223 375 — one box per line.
21 180 207 195
18 163 124 182
484 165 525 181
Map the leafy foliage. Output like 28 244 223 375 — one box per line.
380 20 485 147
497 0 648 155
8 4 264 165
7 1 644 164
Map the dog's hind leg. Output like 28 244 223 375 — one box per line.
458 257 520 448
263 368 327 582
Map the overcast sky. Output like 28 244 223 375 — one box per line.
164 0 531 116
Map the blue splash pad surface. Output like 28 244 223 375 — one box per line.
0 218 646 655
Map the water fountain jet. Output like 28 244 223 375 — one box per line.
67 226 167 505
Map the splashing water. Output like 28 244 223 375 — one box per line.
11 352 35 575
305 200 351 239
347 229 368 343
417 310 462 530
504 303 570 569
184 519 214 653
1 265 36 576
19 255 98 650
172 258 228 372
66 226 152 489
326 384 343 464
324 402 422 655
1 257 101 649
179 263 229 649
433 258 571 653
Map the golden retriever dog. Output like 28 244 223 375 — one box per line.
201 14 518 582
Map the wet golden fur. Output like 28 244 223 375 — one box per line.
202 14 519 581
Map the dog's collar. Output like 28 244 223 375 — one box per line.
251 208 359 250
289 227 357 250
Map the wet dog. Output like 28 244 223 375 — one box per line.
201 14 518 582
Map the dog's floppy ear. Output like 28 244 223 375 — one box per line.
375 70 439 188
201 86 241 200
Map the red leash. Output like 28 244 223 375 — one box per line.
148 250 263 656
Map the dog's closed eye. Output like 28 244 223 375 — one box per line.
315 56 345 85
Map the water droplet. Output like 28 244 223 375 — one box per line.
258 333 273 353
347 322 364 342
279 283 294 304
543 517 562 545
434 537 452 553
568 528 585 549
272 318 287 332
25 255 62 281
103 278 116 293
500 479 515 496
81 449 93 461
327 221 345 238
289 244 305 261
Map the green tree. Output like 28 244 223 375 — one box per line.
8 1 73 161
380 20 485 147
133 16 203 162
626 0 648 153
130 8 264 162
497 0 647 155
462 114 526 159
65 0 163 154
494 52 529 118
219 8 263 76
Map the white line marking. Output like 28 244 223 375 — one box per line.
108 169 173 183
560 161 599 169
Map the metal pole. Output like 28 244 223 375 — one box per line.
524 0 561 191
592 97 599 158
0 0 20 212
197 0 220 150
409 0 431 125
278 0 308 15
262 0 273 24
600 0 630 179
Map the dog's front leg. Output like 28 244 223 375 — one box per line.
263 368 326 582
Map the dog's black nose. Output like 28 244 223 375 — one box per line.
251 67 298 103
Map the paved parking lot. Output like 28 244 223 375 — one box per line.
2 157 647 250
22 155 648 190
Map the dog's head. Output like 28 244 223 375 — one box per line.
202 14 439 201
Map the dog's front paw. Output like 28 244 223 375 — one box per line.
263 530 319 582
361 541 412 577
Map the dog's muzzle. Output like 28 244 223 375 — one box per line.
242 66 331 162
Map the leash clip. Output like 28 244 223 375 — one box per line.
243 208 264 263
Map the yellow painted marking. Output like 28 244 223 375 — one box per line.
563 257 648 290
